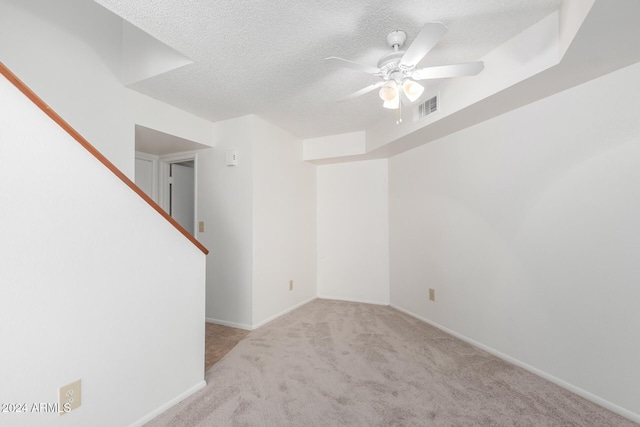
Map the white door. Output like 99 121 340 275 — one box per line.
170 161 195 235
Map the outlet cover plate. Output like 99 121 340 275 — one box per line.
59 379 81 415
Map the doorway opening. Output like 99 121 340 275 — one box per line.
161 159 197 235
134 125 210 238
160 154 197 236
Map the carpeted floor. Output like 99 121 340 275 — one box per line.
148 299 636 426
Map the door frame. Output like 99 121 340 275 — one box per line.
159 151 199 237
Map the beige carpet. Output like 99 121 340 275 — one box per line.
147 299 636 426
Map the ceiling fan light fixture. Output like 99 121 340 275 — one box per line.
402 79 424 102
383 96 400 109
328 23 484 119
379 80 398 102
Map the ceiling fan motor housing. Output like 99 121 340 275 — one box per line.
378 30 415 81
377 51 404 70
386 30 407 49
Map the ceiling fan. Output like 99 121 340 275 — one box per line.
327 23 484 120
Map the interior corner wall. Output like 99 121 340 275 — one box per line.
317 159 390 305
199 116 255 329
388 61 640 419
252 117 317 327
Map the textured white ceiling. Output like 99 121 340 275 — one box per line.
95 0 562 139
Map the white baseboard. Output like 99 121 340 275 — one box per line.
128 380 207 427
317 295 389 306
251 297 316 330
205 318 252 331
389 304 640 425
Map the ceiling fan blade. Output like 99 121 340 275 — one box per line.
400 22 448 67
326 57 381 75
339 81 385 101
412 61 485 80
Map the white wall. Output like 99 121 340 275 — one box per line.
317 160 389 305
303 131 366 161
128 90 214 150
0 72 206 427
388 61 640 420
199 116 255 329
0 0 214 178
135 156 155 198
201 115 317 329
253 117 316 327
0 0 132 173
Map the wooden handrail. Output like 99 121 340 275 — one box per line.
0 62 209 255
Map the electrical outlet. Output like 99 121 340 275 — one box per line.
429 288 435 302
289 280 293 291
59 379 81 415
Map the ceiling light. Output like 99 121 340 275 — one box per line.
402 79 424 103
379 81 397 102
383 97 400 109
379 78 423 109
328 24 484 123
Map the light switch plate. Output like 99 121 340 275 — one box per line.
226 150 238 166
